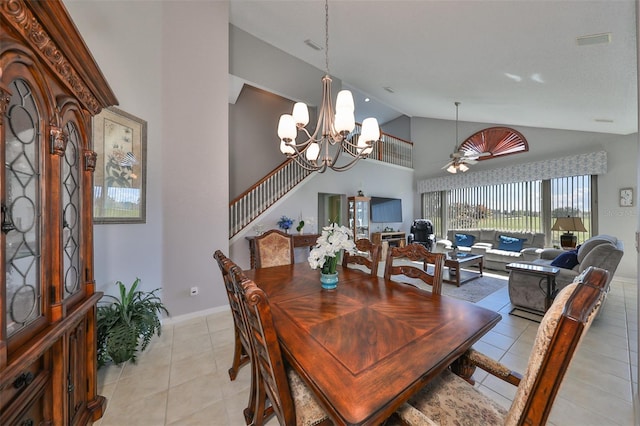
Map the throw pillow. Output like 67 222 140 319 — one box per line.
454 233 475 247
550 249 579 269
497 235 527 252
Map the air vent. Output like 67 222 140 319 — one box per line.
594 118 614 123
383 87 394 93
576 33 611 46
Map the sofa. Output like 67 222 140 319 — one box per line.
434 228 546 271
508 234 624 313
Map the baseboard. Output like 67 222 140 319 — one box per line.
162 304 230 326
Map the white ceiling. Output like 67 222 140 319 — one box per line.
230 0 638 135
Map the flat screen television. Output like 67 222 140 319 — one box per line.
370 197 403 223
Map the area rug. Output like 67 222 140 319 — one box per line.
376 260 508 303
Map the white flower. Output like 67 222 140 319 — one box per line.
308 223 356 273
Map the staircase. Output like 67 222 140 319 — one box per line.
229 126 414 238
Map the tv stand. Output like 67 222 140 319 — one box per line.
371 231 406 260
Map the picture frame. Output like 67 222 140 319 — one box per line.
619 187 633 207
92 107 147 223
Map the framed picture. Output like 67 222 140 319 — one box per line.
92 107 147 223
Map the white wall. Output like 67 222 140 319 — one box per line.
66 0 230 316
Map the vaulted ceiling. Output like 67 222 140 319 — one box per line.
230 0 637 135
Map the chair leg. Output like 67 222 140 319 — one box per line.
228 327 251 380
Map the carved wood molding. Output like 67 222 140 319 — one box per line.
50 126 67 156
0 84 10 119
84 150 97 172
1 0 102 114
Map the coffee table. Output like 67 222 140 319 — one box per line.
443 253 484 287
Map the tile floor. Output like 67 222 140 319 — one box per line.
94 273 638 425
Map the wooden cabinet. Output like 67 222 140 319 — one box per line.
348 196 370 241
371 231 406 260
0 1 117 424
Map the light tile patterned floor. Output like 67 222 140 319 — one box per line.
94 275 638 425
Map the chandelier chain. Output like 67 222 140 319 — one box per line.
325 0 330 75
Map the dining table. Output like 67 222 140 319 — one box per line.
244 263 502 426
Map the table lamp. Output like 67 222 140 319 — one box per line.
551 216 587 249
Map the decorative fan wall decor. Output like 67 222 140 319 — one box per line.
458 126 528 160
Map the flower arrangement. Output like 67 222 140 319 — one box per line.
277 215 294 231
308 223 357 275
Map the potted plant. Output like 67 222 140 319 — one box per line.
97 278 169 368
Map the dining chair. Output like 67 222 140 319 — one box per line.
213 250 257 424
383 244 445 295
342 238 381 276
396 266 609 426
230 266 332 426
254 229 295 268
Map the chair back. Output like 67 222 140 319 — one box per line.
505 266 608 425
254 229 294 268
342 238 381 276
383 244 445 295
230 267 298 426
409 219 435 250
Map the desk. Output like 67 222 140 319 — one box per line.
244 263 501 425
245 233 319 269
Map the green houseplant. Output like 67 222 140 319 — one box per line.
97 278 169 368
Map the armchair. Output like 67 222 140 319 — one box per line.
407 219 435 251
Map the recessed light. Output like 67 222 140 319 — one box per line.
304 39 323 51
576 33 611 46
364 98 370 102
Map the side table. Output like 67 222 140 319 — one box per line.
506 262 561 312
246 233 320 269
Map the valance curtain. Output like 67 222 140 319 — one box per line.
417 151 607 193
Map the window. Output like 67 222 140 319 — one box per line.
422 175 595 245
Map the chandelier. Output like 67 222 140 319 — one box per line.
277 0 380 173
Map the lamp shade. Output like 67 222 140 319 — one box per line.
335 90 354 111
551 217 587 232
292 102 309 127
360 118 380 143
277 114 297 141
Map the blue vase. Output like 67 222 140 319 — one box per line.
320 272 339 290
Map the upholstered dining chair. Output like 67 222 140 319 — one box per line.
213 250 257 424
254 229 295 268
396 266 609 426
230 267 332 426
342 238 381 276
383 244 445 295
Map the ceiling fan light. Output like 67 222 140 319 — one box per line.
459 163 469 172
447 165 457 174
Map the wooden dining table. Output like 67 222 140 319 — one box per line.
244 263 501 426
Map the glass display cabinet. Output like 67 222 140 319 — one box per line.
1 2 117 424
348 196 370 241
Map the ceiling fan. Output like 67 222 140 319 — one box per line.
443 102 490 173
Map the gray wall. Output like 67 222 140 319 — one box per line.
66 1 230 317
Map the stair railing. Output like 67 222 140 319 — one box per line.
229 126 413 238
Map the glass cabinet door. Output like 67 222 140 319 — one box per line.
4 78 42 338
62 121 81 300
348 196 370 241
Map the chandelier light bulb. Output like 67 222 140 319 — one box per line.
360 118 380 143
306 142 320 161
277 114 297 141
334 110 355 133
280 140 295 155
335 90 355 111
292 102 309 127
